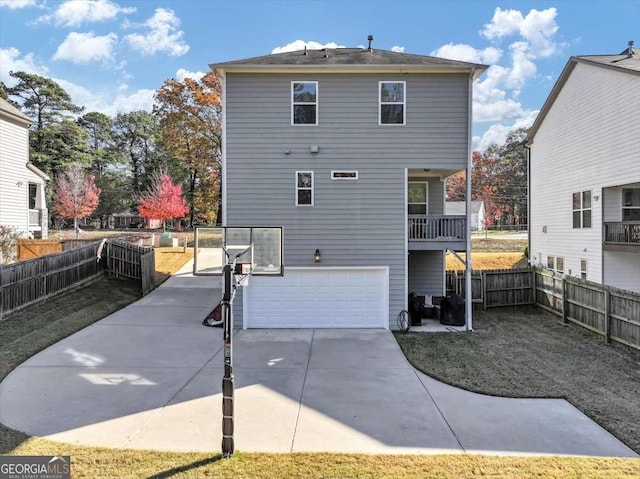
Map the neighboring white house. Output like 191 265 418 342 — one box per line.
446 201 485 230
526 42 640 293
0 98 49 239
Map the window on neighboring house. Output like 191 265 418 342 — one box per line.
296 171 313 206
580 259 587 280
331 171 358 180
408 182 428 214
622 188 640 221
572 190 592 228
556 257 564 274
547 256 555 270
28 183 37 209
379 81 405 125
292 81 317 125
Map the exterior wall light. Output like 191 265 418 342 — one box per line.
314 249 321 262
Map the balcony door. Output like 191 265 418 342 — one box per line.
408 181 428 215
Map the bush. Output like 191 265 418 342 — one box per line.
0 225 20 264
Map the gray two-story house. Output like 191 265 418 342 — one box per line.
210 45 487 329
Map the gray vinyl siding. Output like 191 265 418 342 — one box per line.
408 251 445 297
225 72 469 328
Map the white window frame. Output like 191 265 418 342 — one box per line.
622 187 640 221
547 255 555 271
331 171 359 180
556 256 564 274
295 171 314 206
408 181 428 215
580 259 587 280
291 81 318 126
572 190 592 229
379 81 406 126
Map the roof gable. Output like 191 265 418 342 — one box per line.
211 48 487 80
526 47 639 145
0 97 31 126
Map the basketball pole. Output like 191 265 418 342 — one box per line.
221 263 234 457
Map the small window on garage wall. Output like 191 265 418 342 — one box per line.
556 257 564 273
547 256 555 270
581 259 587 280
331 171 358 180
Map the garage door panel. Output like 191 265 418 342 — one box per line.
244 267 388 329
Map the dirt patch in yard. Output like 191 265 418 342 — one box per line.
472 237 528 252
395 308 640 453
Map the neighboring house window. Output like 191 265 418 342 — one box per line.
331 171 358 180
572 191 592 228
408 182 428 214
547 256 555 270
622 188 640 221
296 171 313 206
379 81 405 125
556 257 564 274
292 81 317 125
28 183 37 209
580 259 587 280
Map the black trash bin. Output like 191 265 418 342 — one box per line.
440 294 465 326
408 293 424 326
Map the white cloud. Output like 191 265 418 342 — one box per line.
125 8 189 56
431 43 502 64
0 0 36 9
52 32 117 64
481 8 524 39
56 77 155 115
39 0 134 26
271 40 345 54
473 110 538 151
0 47 48 85
175 68 205 81
391 45 405 53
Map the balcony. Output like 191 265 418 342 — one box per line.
28 209 42 226
604 222 640 253
408 215 466 250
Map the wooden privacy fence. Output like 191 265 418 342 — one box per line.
1 242 104 317
535 269 640 351
446 267 639 350
105 241 156 296
1 240 156 318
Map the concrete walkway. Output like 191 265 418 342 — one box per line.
0 261 636 457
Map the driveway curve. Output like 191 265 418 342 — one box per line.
0 264 636 457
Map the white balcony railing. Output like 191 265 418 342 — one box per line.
408 215 466 241
28 209 42 226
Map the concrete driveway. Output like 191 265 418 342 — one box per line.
0 264 636 457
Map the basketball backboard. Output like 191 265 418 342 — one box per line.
193 226 283 276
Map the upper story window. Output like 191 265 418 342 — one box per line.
379 81 405 125
296 171 314 206
408 181 428 214
572 190 592 228
292 81 317 125
622 188 640 221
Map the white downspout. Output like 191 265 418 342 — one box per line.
466 68 475 331
220 70 227 226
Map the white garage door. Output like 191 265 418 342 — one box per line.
244 267 389 329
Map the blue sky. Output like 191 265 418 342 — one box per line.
1 0 639 150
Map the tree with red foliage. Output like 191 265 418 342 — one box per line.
138 172 189 231
52 165 101 238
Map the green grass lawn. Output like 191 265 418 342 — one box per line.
395 307 640 454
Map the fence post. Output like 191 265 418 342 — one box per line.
151 234 155 247
531 269 536 306
604 288 611 344
562 277 568 323
482 271 487 311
